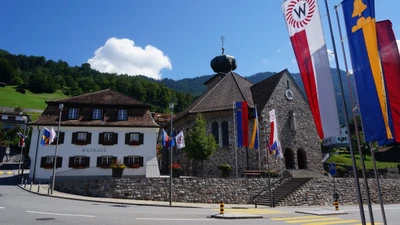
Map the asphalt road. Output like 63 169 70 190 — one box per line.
1 170 400 225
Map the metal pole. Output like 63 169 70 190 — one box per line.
169 103 174 206
233 102 238 178
326 2 366 224
256 105 261 171
267 146 272 207
32 126 41 183
51 104 63 194
371 144 387 225
18 126 25 175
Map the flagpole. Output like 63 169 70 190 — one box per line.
256 105 261 171
334 4 377 224
233 101 238 178
18 126 26 176
324 1 366 224
51 103 63 195
169 102 174 206
370 143 387 225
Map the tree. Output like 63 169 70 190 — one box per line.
184 113 218 177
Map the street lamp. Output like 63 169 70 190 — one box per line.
6 137 10 162
169 102 174 206
51 103 63 194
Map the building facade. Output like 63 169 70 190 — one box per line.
28 89 160 182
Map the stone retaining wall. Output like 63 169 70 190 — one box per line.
55 177 400 206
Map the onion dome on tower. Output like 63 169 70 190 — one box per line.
210 37 237 73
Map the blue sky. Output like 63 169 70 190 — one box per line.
1 0 399 80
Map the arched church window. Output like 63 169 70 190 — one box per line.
221 121 229 147
211 122 219 144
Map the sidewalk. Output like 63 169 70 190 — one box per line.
17 182 349 218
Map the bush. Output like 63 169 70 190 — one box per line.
336 165 347 177
218 163 232 171
262 169 279 178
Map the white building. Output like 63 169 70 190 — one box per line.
321 126 349 147
28 89 160 183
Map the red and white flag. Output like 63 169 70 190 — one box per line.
282 0 340 139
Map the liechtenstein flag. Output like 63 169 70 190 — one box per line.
343 0 392 142
269 109 279 153
235 102 249 147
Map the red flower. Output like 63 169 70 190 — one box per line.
168 163 181 170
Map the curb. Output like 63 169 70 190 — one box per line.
209 213 263 219
17 185 205 209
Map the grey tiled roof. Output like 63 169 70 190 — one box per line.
251 69 286 111
174 71 254 121
31 89 158 127
46 89 148 106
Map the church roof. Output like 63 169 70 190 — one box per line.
251 69 286 111
174 71 254 121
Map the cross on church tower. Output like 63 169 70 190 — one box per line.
220 35 225 55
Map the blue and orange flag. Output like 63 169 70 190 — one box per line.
342 0 392 142
40 127 51 146
235 102 249 147
249 107 259 149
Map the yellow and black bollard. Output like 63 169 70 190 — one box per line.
334 200 339 211
219 200 224 214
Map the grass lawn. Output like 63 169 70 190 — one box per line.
0 85 67 110
327 153 399 169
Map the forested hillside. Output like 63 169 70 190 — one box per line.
0 49 195 113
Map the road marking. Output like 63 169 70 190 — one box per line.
285 218 341 223
0 207 5 209
272 216 323 220
301 220 359 225
136 218 210 221
212 208 288 214
26 211 95 218
0 171 13 175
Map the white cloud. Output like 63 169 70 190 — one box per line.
277 49 282 53
397 40 400 54
327 49 334 61
291 59 297 64
88 37 172 80
262 59 268 64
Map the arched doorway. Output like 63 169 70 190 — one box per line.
297 149 307 169
284 148 295 169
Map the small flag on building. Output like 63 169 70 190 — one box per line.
175 131 185 149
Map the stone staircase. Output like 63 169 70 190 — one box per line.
253 169 322 207
254 177 311 207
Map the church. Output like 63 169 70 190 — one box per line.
171 49 323 177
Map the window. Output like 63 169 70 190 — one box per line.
221 121 229 147
123 156 144 168
96 156 116 168
77 132 87 141
125 132 144 145
50 132 65 145
104 133 113 141
40 156 62 169
68 108 78 119
46 156 54 164
118 109 127 120
102 157 113 165
93 109 102 120
69 156 89 168
98 132 117 145
72 132 91 145
212 122 219 144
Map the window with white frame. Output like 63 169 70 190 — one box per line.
128 156 140 164
102 156 113 165
130 133 139 143
77 132 87 141
118 109 127 120
74 156 86 165
104 132 113 142
68 108 78 119
46 156 54 164
93 109 102 120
